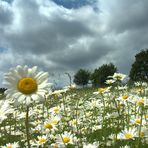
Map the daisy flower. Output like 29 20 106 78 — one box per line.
98 87 110 94
117 128 137 140
56 131 76 146
83 143 98 148
117 95 131 104
0 100 14 123
63 83 76 90
119 145 130 148
86 99 101 109
138 126 148 137
50 106 61 114
69 119 80 127
4 65 51 105
1 142 19 148
50 143 61 148
112 73 126 81
50 115 61 125
93 87 111 94
50 89 67 97
136 97 147 106
105 79 115 85
44 120 58 133
36 135 47 146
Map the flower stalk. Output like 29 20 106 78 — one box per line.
25 106 30 148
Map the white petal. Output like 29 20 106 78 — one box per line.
31 94 39 101
35 71 44 79
18 94 26 102
5 89 15 95
36 88 47 93
16 65 27 77
12 92 22 98
37 91 45 97
30 66 38 77
37 72 49 84
11 69 22 79
25 96 32 105
38 82 48 89
36 93 44 101
3 82 14 88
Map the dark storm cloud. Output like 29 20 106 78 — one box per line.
50 37 113 69
106 0 148 33
0 1 13 25
0 0 148 87
100 0 148 74
5 18 93 54
3 0 94 55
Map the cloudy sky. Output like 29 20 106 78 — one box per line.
0 0 148 87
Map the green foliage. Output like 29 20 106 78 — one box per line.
129 49 148 82
0 88 7 93
73 69 90 86
91 63 117 87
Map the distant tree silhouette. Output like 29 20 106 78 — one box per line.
129 49 148 82
0 88 7 93
91 63 117 87
74 69 90 87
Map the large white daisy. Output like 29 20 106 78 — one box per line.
4 65 51 105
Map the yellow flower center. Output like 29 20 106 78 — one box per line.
137 99 144 106
72 120 77 125
140 132 145 137
17 77 37 94
122 95 128 100
6 146 12 148
34 130 39 133
53 107 59 113
125 133 133 139
52 145 59 148
44 123 53 129
51 120 59 125
135 119 141 124
63 136 70 143
98 88 106 93
38 138 46 144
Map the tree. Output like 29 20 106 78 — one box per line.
0 88 7 94
91 63 117 87
73 69 90 87
129 49 148 82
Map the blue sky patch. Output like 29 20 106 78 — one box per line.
2 0 13 3
52 0 97 9
0 47 8 53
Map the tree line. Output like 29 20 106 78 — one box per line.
73 49 148 87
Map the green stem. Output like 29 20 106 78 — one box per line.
137 107 143 148
25 106 30 148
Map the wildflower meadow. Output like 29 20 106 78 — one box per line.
0 66 147 148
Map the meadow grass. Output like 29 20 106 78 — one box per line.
0 83 148 148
